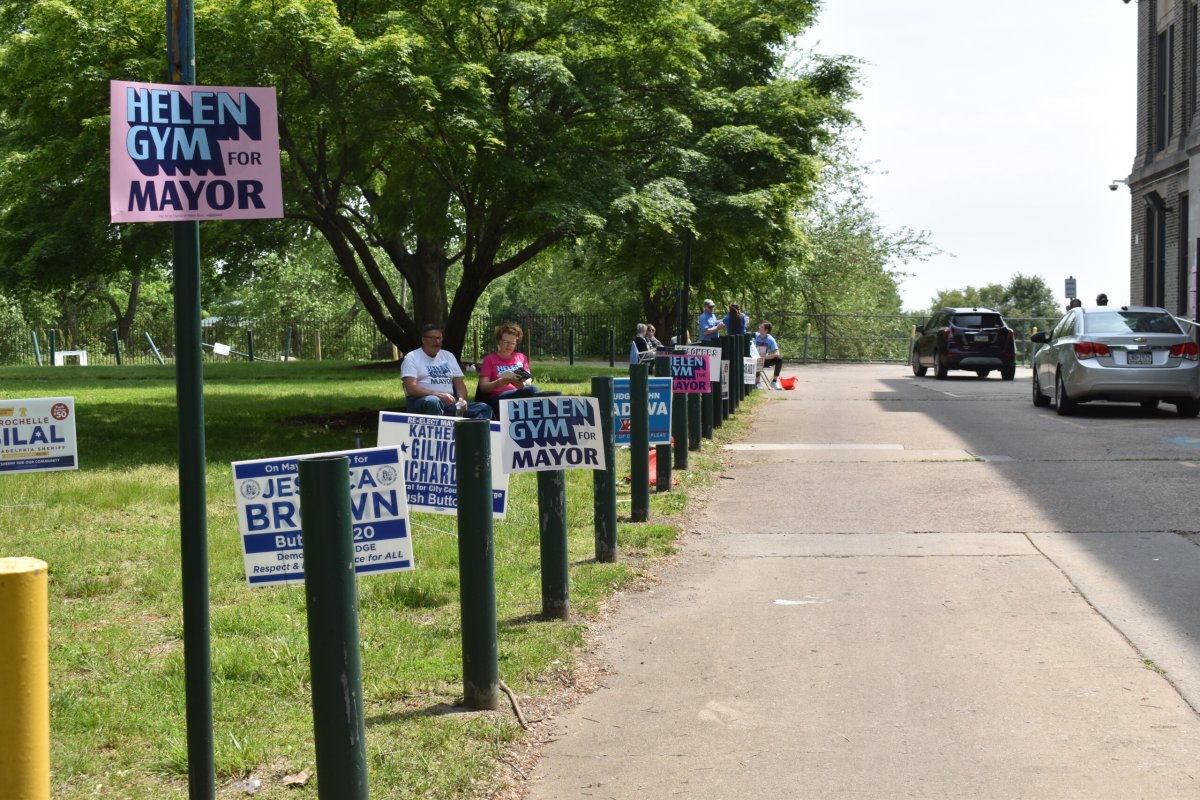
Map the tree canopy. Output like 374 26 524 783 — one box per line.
0 0 858 354
926 273 1060 319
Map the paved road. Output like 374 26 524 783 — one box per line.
525 364 1200 799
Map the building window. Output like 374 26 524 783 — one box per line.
1157 26 1175 152
1187 6 1197 125
1179 194 1190 314
1145 202 1168 306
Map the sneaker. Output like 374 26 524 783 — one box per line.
771 380 781 390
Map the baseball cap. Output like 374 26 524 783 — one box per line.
702 299 715 308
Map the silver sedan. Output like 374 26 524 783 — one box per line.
1029 305 1200 417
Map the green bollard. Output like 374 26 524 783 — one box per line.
702 350 715 438
629 363 650 521
591 377 618 563
537 470 570 619
454 420 500 708
653 355 672 492
298 456 369 800
672 379 688 469
739 334 748 403
112 329 123 366
688 393 702 452
719 337 732 422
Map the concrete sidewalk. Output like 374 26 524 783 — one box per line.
523 366 1200 799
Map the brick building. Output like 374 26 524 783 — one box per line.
1128 0 1200 315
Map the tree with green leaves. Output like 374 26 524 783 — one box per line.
1 0 858 355
927 273 1059 319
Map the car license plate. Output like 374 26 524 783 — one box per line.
973 334 989 343
1128 350 1152 365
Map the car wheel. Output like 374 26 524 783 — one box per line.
1140 399 1160 410
1000 366 1015 381
911 350 927 377
1176 398 1200 418
1032 371 1050 407
1055 372 1076 416
934 351 948 380
976 369 990 378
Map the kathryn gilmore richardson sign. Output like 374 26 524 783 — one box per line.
109 80 283 222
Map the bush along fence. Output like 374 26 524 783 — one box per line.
0 348 758 794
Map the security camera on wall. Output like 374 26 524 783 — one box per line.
1109 182 1120 191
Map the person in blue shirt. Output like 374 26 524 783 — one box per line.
723 303 750 336
698 299 724 341
755 321 782 387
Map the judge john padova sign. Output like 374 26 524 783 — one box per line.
110 80 283 222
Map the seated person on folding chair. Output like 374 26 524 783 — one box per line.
478 322 543 416
755 321 782 389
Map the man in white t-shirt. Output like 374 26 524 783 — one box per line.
401 324 492 419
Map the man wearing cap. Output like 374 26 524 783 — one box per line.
1096 293 1108 306
698 299 724 341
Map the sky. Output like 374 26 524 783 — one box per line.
798 1 1138 311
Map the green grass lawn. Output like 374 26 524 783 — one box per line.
0 361 748 799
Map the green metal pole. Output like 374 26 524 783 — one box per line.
738 334 748 404
537 470 570 619
111 330 123 366
591 377 618 563
671 370 688 470
569 328 575 366
30 331 41 367
629 363 650 521
718 338 731 423
246 330 255 363
298 456 368 800
687 393 701 452
608 329 615 368
653 355 672 492
145 332 166 366
455 420 499 709
702 352 715 439
167 4 213 796
710 343 723 429
49 329 56 367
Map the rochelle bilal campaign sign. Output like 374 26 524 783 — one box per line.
110 80 283 222
375 412 510 518
0 397 78 473
231 446 412 586
500 396 605 474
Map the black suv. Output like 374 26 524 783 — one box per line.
911 307 1016 380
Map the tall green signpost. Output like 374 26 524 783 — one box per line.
167 2 214 796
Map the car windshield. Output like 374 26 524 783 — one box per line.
1085 311 1182 335
951 314 1003 329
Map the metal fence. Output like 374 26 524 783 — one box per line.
0 312 1059 367
772 314 1059 366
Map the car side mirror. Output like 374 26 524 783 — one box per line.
1030 331 1049 344
915 325 925 334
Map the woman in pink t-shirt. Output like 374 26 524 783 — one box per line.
478 323 541 414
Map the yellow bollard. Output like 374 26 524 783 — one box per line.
0 557 50 800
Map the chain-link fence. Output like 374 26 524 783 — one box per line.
0 311 1060 367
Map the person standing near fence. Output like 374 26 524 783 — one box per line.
699 299 723 342
401 324 492 419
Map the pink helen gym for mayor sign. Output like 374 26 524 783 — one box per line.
109 80 283 223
